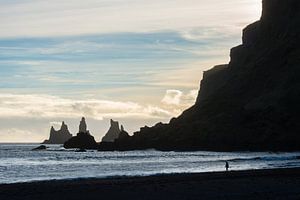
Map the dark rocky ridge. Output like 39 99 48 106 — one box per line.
64 132 98 149
42 122 72 144
98 0 300 151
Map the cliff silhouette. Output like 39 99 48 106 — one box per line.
42 121 72 144
101 119 123 142
99 0 300 151
64 117 98 149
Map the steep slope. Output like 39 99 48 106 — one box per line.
99 0 300 151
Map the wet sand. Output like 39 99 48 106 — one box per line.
1 168 300 200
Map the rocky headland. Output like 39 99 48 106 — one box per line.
98 0 300 151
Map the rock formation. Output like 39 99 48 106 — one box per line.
101 119 124 142
42 121 72 144
98 128 131 151
64 132 98 149
98 0 300 151
79 117 88 133
32 145 47 151
64 117 98 149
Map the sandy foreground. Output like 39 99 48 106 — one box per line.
1 168 300 200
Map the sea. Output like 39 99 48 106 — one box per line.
0 143 300 184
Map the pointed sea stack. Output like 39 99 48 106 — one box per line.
79 117 87 133
98 0 300 152
42 121 72 144
64 117 98 149
101 119 123 142
98 126 131 151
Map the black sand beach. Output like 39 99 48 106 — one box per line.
1 168 300 200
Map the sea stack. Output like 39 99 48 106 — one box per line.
42 121 72 144
98 125 131 151
79 117 88 133
98 0 300 152
64 117 98 149
101 119 124 142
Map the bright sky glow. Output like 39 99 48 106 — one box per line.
0 0 261 142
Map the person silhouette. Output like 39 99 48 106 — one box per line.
225 161 229 171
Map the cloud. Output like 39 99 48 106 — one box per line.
161 90 183 105
0 93 172 120
0 90 198 142
179 26 239 42
0 0 261 38
0 31 234 98
0 0 262 142
161 89 198 106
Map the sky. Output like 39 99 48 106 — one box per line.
0 0 261 142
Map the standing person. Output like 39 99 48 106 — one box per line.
225 161 229 171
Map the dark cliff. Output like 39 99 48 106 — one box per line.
99 0 300 151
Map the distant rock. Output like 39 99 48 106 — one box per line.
101 119 125 142
64 117 98 149
32 145 47 151
42 121 72 144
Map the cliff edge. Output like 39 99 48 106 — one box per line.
99 0 300 151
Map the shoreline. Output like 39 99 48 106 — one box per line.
1 167 300 185
1 167 300 199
